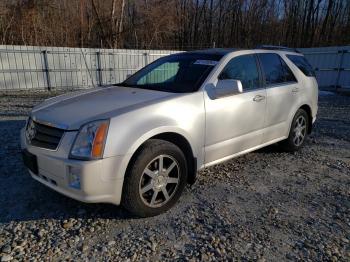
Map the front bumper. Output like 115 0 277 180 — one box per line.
20 128 125 205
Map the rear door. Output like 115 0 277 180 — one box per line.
257 53 299 143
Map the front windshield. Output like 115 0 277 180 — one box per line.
117 53 222 93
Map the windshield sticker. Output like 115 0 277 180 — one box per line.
193 60 218 66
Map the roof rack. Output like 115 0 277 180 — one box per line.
255 45 300 53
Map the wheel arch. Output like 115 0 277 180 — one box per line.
150 132 197 184
124 130 198 186
287 103 313 138
299 104 313 134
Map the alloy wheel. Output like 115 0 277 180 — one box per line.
293 115 307 146
139 154 180 208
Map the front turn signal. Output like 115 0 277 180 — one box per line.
92 122 109 158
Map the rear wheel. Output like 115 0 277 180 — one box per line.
122 139 187 217
280 109 309 152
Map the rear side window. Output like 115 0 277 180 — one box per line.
286 55 315 77
258 53 297 86
280 57 297 82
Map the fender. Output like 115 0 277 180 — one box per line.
110 126 200 181
127 126 198 158
287 101 313 135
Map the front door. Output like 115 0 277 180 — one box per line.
204 54 267 165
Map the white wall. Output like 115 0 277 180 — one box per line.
0 45 349 90
298 46 350 90
0 45 180 90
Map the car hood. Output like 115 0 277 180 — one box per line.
31 86 176 130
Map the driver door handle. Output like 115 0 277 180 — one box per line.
253 95 265 102
292 87 299 93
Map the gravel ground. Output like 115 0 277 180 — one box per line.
0 90 349 261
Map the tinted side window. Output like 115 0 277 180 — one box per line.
280 58 297 82
258 53 286 85
287 55 315 77
219 54 260 90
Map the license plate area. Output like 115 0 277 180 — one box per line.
22 149 38 175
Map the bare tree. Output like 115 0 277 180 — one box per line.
0 0 348 49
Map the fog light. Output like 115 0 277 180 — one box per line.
68 166 81 189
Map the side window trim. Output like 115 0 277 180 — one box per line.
255 53 265 90
256 53 268 87
262 81 298 88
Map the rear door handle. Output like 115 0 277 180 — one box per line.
292 87 299 93
253 95 265 102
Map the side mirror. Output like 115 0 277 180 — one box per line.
210 79 243 99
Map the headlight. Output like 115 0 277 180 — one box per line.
69 120 109 160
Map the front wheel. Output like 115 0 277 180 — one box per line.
280 109 309 152
122 139 188 217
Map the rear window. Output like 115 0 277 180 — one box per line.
286 55 315 77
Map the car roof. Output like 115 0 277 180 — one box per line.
187 47 301 56
187 48 239 56
169 47 301 61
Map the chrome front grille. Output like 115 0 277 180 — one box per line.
26 118 64 150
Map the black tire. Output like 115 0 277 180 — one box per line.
280 109 309 152
122 139 188 217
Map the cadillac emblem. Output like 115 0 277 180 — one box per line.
26 118 36 143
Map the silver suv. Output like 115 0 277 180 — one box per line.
21 47 318 217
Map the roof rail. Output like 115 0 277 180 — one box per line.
255 45 300 53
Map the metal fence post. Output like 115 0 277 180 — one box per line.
143 52 148 66
42 50 51 91
96 51 102 86
335 50 346 91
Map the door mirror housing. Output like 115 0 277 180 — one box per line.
210 79 243 99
